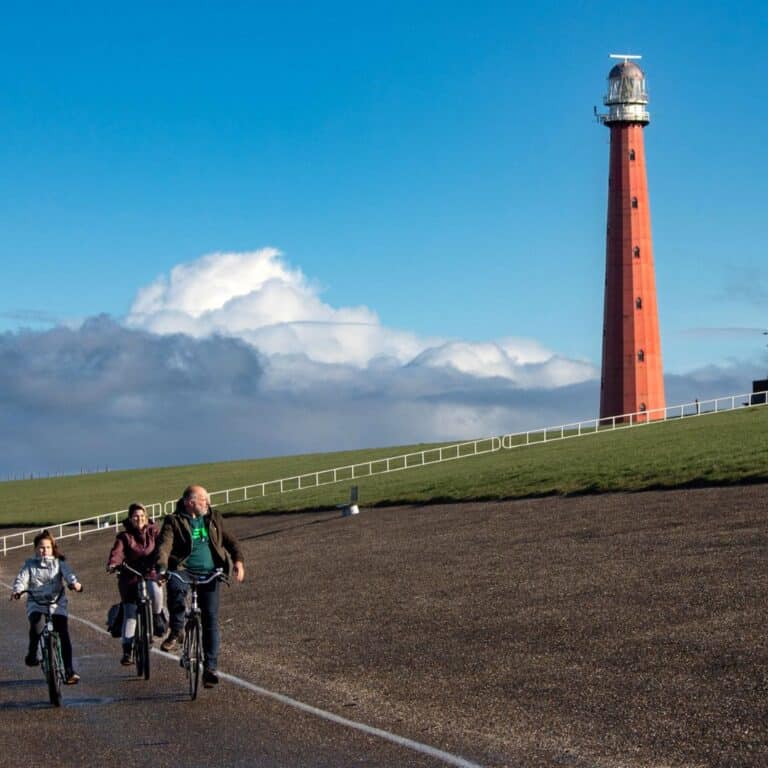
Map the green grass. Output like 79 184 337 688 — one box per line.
1 407 766 527
223 406 768 514
0 442 445 526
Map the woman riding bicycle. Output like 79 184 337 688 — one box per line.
10 530 83 684
107 503 166 666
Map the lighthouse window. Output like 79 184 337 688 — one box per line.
629 149 636 161
633 246 640 258
636 297 642 309
637 349 645 362
631 197 639 209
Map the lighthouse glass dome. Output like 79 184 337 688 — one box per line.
602 62 650 124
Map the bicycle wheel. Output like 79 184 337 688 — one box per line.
137 601 151 680
134 603 147 678
184 617 201 700
45 633 63 707
134 605 144 677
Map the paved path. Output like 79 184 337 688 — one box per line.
0 576 481 768
2 486 767 767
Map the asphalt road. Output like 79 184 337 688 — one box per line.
0 594 472 768
0 516 485 768
1 484 767 767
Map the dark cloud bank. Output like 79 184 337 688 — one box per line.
0 316 762 478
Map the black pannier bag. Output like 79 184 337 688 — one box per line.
106 603 123 638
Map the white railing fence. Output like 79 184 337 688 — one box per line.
189 437 502 515
500 391 766 448
0 502 164 557
2 389 766 556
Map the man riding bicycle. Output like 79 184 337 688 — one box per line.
156 485 245 688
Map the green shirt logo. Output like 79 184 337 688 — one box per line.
191 524 209 543
185 516 215 573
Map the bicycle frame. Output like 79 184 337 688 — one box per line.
116 562 156 680
17 587 67 706
167 569 225 700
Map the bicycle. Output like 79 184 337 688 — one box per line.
115 562 156 680
166 569 226 700
15 587 69 706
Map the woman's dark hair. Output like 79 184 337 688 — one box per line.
33 529 64 559
128 503 146 516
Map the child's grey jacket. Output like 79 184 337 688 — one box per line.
12 557 79 617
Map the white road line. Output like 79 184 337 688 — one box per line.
213 671 485 768
63 609 485 768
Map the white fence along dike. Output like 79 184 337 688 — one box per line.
2 389 766 556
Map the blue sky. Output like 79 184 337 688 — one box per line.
1 2 766 475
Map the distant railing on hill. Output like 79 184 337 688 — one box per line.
0 503 165 558
500 390 767 448
1 389 766 556
176 437 502 515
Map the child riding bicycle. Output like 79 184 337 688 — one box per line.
10 530 83 685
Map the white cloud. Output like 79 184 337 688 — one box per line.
130 248 300 318
409 339 595 386
127 249 597 386
1 313 762 477
1 248 653 475
127 248 428 366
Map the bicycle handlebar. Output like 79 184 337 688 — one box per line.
166 568 226 586
115 562 158 580
15 587 67 604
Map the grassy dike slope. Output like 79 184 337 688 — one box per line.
0 442 443 527
1 406 766 527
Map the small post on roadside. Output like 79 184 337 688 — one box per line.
340 485 360 517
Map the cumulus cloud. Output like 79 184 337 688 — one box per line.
0 239 600 477
127 249 596 385
126 248 409 366
410 340 595 386
7 248 759 478
0 313 762 477
0 316 600 476
0 317 267 475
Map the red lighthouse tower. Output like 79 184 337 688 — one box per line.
598 55 665 422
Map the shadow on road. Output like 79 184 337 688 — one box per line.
0 688 186 711
0 678 39 689
0 699 51 711
237 514 341 542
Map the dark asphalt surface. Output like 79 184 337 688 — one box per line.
0 600 463 768
1 484 767 767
